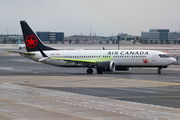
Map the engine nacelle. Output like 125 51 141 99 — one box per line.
115 66 131 71
96 61 115 73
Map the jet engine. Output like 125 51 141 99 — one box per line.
96 61 115 74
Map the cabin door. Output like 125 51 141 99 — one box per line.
152 53 156 61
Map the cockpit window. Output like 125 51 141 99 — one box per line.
159 54 170 58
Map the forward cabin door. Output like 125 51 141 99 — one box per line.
152 53 156 61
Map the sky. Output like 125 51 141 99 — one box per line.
1 0 180 37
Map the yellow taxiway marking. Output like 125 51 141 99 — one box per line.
0 67 14 70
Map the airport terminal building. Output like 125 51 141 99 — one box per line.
36 32 64 42
141 29 178 41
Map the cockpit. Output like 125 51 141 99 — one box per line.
159 54 171 58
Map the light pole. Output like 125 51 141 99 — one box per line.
117 33 121 50
7 28 8 41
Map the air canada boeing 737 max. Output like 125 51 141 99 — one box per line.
10 21 177 74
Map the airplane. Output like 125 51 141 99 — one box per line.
18 37 26 49
9 21 177 74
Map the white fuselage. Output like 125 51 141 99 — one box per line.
23 49 176 68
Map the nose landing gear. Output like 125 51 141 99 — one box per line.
157 67 162 74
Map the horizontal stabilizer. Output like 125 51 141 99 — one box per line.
9 51 36 55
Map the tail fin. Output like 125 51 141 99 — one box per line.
18 37 21 45
20 21 56 52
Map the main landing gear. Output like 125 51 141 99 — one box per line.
97 68 103 74
157 67 162 74
87 68 93 74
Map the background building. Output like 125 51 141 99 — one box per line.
168 32 178 41
141 29 178 41
36 32 64 42
118 33 140 41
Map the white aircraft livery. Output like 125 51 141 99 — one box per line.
10 21 176 74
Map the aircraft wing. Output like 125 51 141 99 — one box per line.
39 57 108 67
50 57 100 66
50 57 97 63
9 51 36 55
37 48 111 66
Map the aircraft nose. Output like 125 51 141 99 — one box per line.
170 58 177 64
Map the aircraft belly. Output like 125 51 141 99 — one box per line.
23 54 39 62
150 58 168 66
45 60 82 67
116 59 146 66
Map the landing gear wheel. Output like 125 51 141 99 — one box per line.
157 70 161 74
157 67 162 74
97 68 103 74
87 68 93 74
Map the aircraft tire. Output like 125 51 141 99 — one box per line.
157 70 161 74
87 68 93 74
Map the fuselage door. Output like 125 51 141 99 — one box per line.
152 53 156 61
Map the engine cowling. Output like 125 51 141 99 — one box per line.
96 61 115 73
115 66 131 71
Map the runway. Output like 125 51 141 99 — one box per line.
0 45 180 119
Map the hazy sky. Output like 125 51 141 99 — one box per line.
1 0 180 36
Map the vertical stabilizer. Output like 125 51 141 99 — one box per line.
18 37 21 45
20 21 56 52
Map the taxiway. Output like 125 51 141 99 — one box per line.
0 45 180 120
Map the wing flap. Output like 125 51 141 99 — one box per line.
50 57 97 63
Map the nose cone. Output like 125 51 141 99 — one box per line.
170 58 177 64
